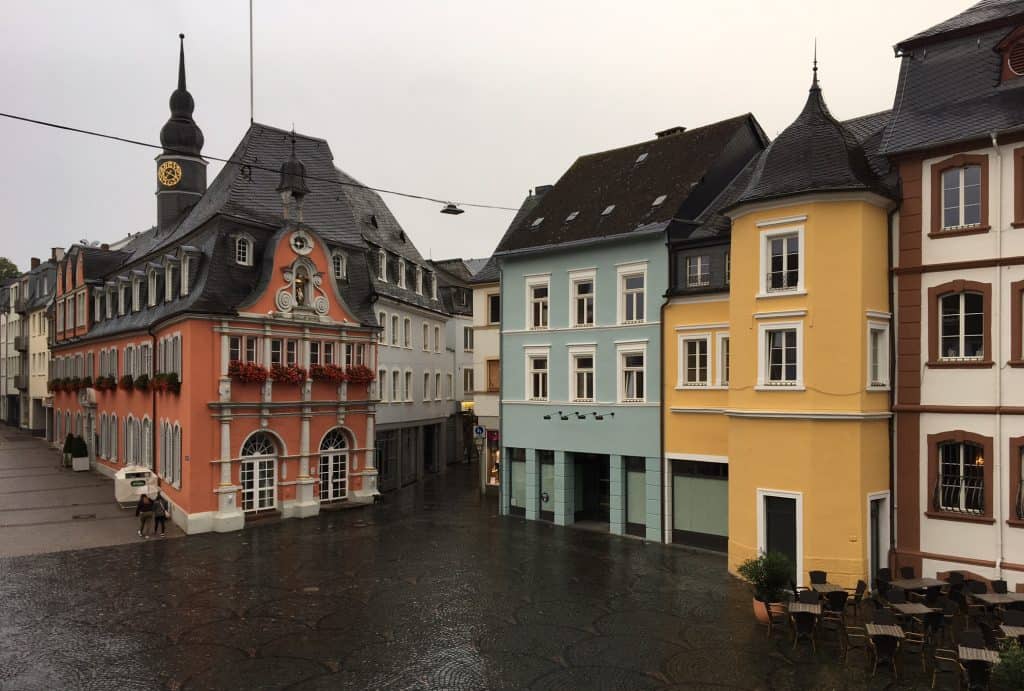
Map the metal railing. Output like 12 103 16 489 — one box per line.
766 272 799 292
932 477 985 516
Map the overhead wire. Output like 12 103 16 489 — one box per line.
0 111 520 212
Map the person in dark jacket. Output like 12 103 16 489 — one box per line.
153 493 169 538
135 494 154 538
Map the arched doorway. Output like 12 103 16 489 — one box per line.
319 429 348 502
240 432 277 513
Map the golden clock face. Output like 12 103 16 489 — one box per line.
158 160 183 187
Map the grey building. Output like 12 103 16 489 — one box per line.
340 175 457 491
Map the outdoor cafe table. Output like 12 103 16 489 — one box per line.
1001 625 1024 639
970 592 1024 606
788 602 821 615
890 602 935 616
888 577 946 590
865 623 905 639
810 583 845 593
958 646 1000 663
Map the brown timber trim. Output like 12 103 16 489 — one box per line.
1010 436 1024 528
925 430 994 522
926 280 992 367
896 413 921 576
1013 280 1024 365
1015 147 1024 226
895 255 1024 276
929 153 990 236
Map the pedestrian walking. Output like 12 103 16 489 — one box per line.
135 493 154 538
153 493 169 538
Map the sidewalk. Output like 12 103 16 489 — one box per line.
0 426 182 557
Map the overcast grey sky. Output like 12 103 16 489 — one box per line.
0 0 967 270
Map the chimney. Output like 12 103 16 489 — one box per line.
51 247 65 262
656 126 686 138
30 257 40 269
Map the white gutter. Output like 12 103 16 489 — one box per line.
991 131 1004 578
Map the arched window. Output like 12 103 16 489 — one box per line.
110 414 117 461
235 236 253 266
55 409 63 444
241 432 277 512
173 424 182 487
141 418 153 469
332 252 346 279
319 429 348 502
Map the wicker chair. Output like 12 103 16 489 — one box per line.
791 611 818 652
809 570 828 585
868 634 900 679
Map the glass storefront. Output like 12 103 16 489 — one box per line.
671 460 728 551
508 447 526 516
538 450 554 521
625 456 647 536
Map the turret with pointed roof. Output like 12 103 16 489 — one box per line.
734 63 892 208
156 34 208 233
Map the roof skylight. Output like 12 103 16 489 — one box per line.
530 217 544 228
635 153 648 164
652 195 667 206
565 211 579 222
601 205 615 216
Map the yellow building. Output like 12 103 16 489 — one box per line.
663 68 895 587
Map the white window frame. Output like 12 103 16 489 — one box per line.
756 488 804 588
678 333 711 388
524 346 550 402
132 277 141 312
433 326 441 353
235 235 253 267
398 259 406 288
378 249 388 281
487 293 501 325
940 164 983 230
147 270 158 307
758 226 805 298
434 370 442 401
617 342 647 403
463 326 473 352
617 262 648 325
423 371 431 401
525 275 550 330
686 255 711 288
756 320 804 390
378 311 387 344
867 320 890 390
404 368 413 402
403 317 412 349
569 269 597 328
377 368 388 402
390 315 399 346
422 322 429 351
716 333 731 388
332 252 347 280
568 346 596 403
415 267 423 295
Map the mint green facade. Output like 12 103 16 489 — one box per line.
499 232 665 541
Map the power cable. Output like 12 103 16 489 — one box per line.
0 111 520 212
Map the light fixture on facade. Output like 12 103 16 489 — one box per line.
440 203 464 215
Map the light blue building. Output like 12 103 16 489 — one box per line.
494 115 766 541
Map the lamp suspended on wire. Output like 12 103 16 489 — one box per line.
440 202 465 215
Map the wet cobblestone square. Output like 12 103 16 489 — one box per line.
2 465 944 689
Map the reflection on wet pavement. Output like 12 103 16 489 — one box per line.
1 464 934 689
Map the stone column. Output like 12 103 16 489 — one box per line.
645 456 662 542
554 450 574 526
212 412 244 532
292 390 318 518
524 448 539 520
609 454 625 536
499 446 511 516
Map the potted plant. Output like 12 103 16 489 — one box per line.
345 364 376 385
737 551 793 623
133 373 150 390
119 374 134 390
80 376 93 389
70 435 90 472
68 377 82 392
270 363 307 385
163 371 181 394
228 360 269 384
310 363 347 384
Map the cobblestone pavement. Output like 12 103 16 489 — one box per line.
0 429 183 558
1 461 941 690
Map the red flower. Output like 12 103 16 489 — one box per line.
345 364 376 384
228 360 269 384
310 364 347 384
270 364 307 385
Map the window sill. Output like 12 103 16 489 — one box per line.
573 323 596 329
924 511 995 525
927 225 990 238
755 385 806 392
866 384 891 392
1012 222 1024 229
677 383 711 390
926 360 994 369
620 320 647 326
1006 518 1024 528
1008 360 1024 368
756 290 807 299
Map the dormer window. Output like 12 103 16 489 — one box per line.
165 265 176 302
430 273 438 301
530 217 544 229
332 252 346 279
131 277 142 312
415 267 423 295
398 258 407 288
147 271 158 307
602 205 615 216
565 211 579 222
235 236 253 266
635 153 648 164
180 255 190 297
997 28 1024 82
378 249 387 281
652 194 667 207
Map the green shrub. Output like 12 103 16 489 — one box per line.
737 551 793 603
994 639 1024 689
62 433 74 454
70 435 89 458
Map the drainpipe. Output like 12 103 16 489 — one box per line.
148 326 158 479
659 292 668 546
887 206 897 573
991 132 1004 578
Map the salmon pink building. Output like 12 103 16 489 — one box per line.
48 38 382 533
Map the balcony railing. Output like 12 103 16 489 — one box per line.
766 272 799 293
932 477 985 516
13 336 27 352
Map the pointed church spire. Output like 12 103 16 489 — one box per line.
177 33 187 91
160 33 204 155
811 39 820 92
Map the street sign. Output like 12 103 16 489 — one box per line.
473 425 485 438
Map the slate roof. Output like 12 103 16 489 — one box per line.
430 259 475 284
24 260 56 311
896 0 1024 51
883 5 1024 155
463 258 488 275
471 190 547 284
496 115 762 254
733 75 893 207
79 246 132 281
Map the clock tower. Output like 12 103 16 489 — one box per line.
156 34 207 233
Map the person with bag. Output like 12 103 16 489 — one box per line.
153 492 169 538
135 493 155 538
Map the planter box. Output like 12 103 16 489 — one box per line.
71 456 91 472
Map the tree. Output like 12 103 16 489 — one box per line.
0 257 19 281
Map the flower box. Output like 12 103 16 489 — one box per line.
119 374 134 390
345 365 376 385
133 374 150 391
228 361 269 384
152 372 181 394
271 364 307 385
310 364 347 384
